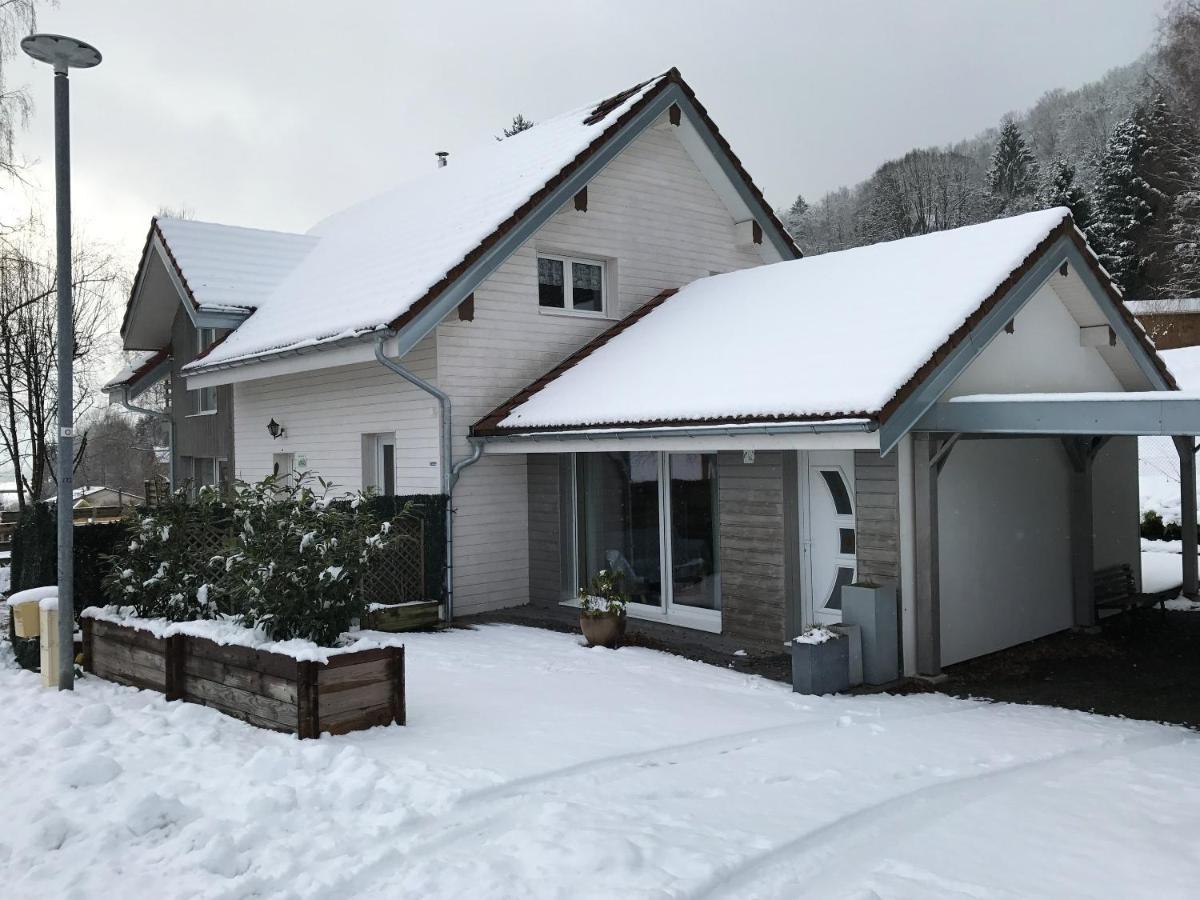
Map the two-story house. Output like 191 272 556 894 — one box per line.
110 69 1197 676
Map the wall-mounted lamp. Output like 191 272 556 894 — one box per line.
267 418 286 440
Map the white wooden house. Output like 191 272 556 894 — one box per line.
111 69 1200 674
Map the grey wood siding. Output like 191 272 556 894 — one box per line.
170 307 234 480
527 454 563 607
719 450 787 646
855 450 900 586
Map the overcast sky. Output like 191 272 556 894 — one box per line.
4 0 1171 274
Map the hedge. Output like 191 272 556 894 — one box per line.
9 491 448 608
10 503 131 603
363 493 448 602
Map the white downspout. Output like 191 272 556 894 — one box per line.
374 334 486 621
115 387 175 490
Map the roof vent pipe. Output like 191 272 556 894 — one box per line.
436 151 448 168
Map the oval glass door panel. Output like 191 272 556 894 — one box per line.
808 461 856 625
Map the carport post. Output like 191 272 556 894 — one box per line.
1172 436 1198 599
1063 437 1097 629
913 433 942 677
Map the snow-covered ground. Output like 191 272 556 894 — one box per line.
3 625 1200 898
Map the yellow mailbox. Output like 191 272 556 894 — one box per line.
10 599 40 638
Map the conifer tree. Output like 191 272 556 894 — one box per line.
986 120 1040 213
1088 113 1156 294
1038 157 1093 229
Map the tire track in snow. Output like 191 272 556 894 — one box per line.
343 701 985 892
688 730 1192 900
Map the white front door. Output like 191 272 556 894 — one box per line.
803 451 857 628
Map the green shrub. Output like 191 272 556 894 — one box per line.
102 473 409 646
1142 510 1166 541
102 486 234 620
216 474 409 645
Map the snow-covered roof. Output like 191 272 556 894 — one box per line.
1161 346 1200 391
185 75 673 371
44 485 142 505
102 349 168 393
153 218 318 313
1126 298 1200 315
478 208 1132 432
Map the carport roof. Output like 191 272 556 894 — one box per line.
916 391 1200 436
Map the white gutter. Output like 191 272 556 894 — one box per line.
478 420 876 443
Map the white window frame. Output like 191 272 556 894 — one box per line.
561 451 721 634
536 254 607 317
190 327 218 415
363 432 397 496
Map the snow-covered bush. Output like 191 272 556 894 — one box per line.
103 486 233 620
103 474 408 645
216 474 406 646
579 569 626 616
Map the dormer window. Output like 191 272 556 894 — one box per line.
538 254 605 315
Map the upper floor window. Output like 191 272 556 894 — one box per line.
538 255 605 315
192 327 218 414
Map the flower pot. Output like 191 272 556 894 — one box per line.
791 633 850 695
580 610 624 648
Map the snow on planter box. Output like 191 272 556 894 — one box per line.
80 607 405 738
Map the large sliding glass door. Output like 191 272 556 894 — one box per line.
571 451 720 631
575 452 663 608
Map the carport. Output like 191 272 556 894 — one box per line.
908 391 1200 677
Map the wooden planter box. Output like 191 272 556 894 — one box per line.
81 617 405 738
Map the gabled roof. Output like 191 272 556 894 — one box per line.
182 68 798 375
474 208 1175 437
153 217 318 313
101 349 170 399
120 217 317 349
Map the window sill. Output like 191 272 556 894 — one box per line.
538 307 616 322
185 410 218 418
559 598 722 634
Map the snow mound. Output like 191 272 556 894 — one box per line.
6 586 56 607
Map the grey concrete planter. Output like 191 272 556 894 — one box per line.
791 632 850 695
830 623 863 687
842 583 899 685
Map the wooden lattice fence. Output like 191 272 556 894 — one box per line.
363 517 425 606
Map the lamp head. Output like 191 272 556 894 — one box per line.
21 34 101 72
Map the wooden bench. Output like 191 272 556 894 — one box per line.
1094 563 1165 614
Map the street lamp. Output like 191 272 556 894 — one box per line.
22 33 101 691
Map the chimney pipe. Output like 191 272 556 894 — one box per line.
436 151 448 168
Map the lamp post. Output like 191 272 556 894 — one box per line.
21 33 101 690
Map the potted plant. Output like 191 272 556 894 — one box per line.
791 625 850 695
578 569 627 648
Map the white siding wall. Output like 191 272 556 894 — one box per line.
935 280 1141 665
438 118 765 616
938 438 1074 666
945 282 1124 398
232 334 440 494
